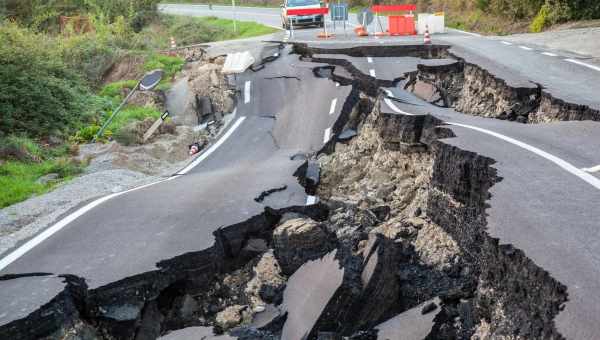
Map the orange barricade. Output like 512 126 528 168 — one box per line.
388 15 416 35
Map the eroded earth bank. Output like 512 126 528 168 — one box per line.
0 44 570 340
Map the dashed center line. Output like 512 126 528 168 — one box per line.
244 81 251 104
542 52 558 57
323 127 332 143
501 41 512 45
369 69 376 77
367 57 373 63
329 98 338 115
565 58 600 72
582 165 600 173
519 46 533 51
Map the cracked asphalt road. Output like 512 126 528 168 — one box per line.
2 5 600 339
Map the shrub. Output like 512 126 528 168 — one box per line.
60 32 118 86
0 136 43 162
0 23 98 138
70 124 111 144
530 3 550 32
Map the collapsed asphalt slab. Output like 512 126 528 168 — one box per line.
5 42 599 340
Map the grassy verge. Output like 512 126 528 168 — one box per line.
0 137 84 208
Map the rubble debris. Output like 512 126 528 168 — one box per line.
273 217 334 275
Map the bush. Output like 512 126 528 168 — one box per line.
60 32 118 86
0 136 43 162
530 3 550 32
0 23 98 138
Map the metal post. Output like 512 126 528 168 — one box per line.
93 81 140 142
232 0 237 33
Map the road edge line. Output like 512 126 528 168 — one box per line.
0 116 247 271
384 93 600 190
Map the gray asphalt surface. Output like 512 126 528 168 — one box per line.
2 4 600 339
0 47 345 326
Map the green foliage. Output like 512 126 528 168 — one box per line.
143 53 185 79
99 80 139 99
60 31 118 86
0 158 84 208
70 124 111 143
0 22 99 138
0 135 44 162
106 106 162 133
530 3 550 32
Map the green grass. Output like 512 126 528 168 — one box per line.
201 16 278 38
106 106 162 132
143 53 185 79
0 158 84 208
99 80 139 99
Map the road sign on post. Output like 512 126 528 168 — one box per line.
330 3 348 34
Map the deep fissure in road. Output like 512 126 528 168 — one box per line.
404 53 600 123
0 45 569 340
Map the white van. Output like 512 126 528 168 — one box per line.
281 0 324 29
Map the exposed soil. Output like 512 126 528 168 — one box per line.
404 55 600 123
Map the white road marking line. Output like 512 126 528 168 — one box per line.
519 45 533 51
0 115 247 271
501 41 512 45
323 127 332 143
383 94 600 190
329 98 337 115
447 28 482 37
179 116 246 175
542 52 558 57
369 69 376 77
582 165 600 173
244 81 251 104
367 57 373 63
384 90 417 116
0 179 162 272
565 58 600 72
306 195 318 205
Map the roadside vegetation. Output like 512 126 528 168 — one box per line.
164 0 600 34
0 0 276 208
